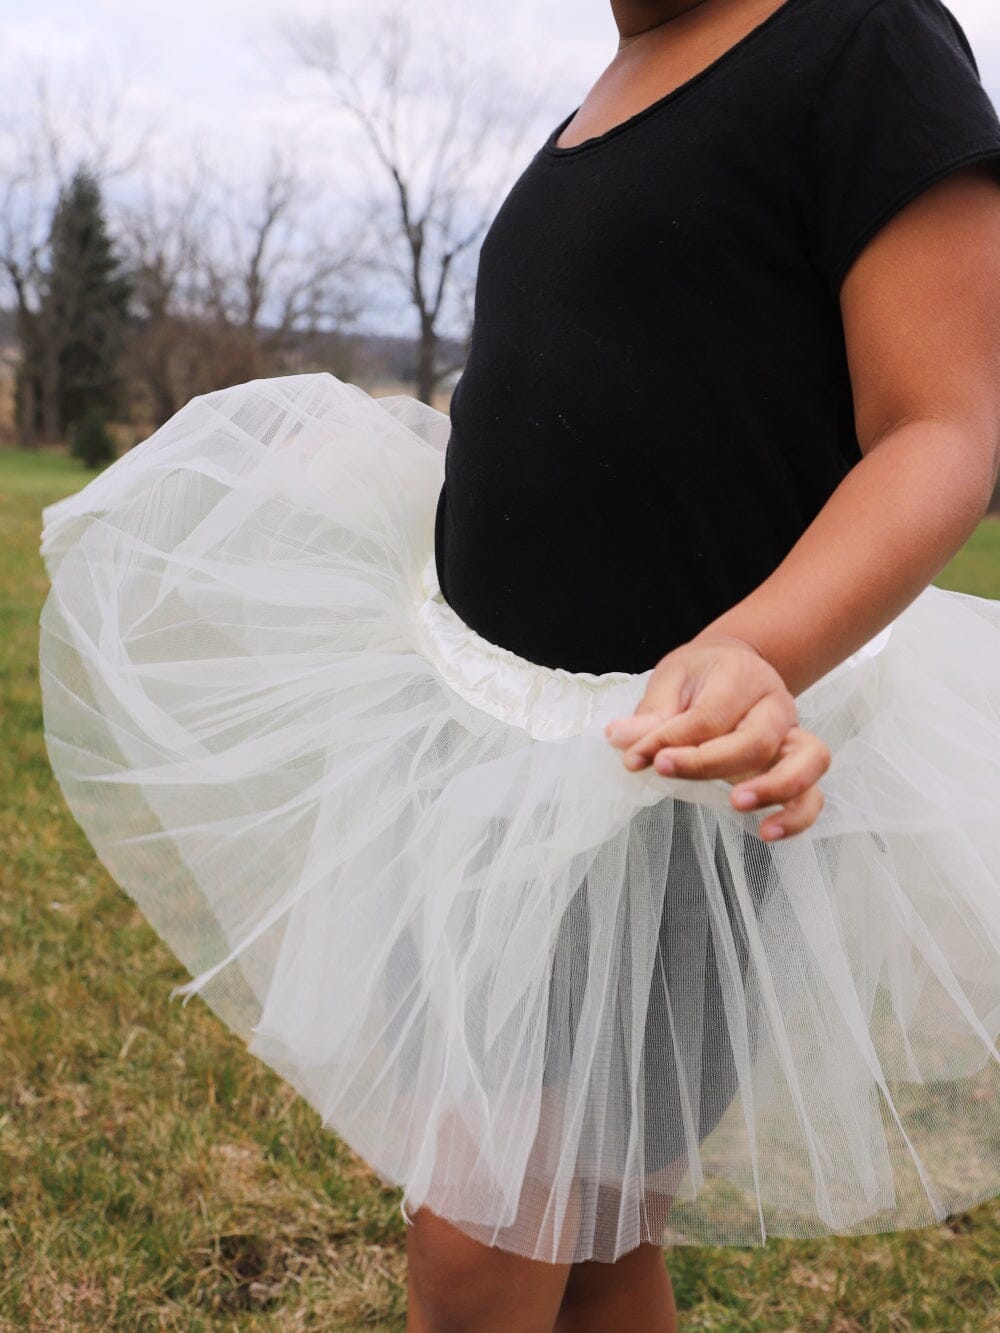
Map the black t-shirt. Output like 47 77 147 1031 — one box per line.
433 0 1000 675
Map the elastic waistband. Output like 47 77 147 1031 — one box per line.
411 552 895 740
411 552 643 740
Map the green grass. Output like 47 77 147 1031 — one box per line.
934 511 1000 598
3 445 1000 1331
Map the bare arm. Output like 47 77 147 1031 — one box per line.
607 161 1000 837
691 161 1000 696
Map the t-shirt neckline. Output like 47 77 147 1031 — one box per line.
542 0 805 158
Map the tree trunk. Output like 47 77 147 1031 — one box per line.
16 375 37 448
40 333 62 442
14 304 40 447
416 320 437 406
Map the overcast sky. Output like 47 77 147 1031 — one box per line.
4 0 999 186
3 0 998 341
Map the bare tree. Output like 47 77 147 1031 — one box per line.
120 148 366 425
116 168 206 424
201 147 364 345
280 1 543 403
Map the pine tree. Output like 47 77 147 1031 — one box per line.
38 168 131 438
69 405 116 469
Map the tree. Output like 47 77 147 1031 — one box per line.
0 63 147 443
69 405 116 468
281 2 543 404
119 150 365 425
39 167 131 436
115 170 203 426
197 149 364 375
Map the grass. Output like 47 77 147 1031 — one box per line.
2 444 1000 1331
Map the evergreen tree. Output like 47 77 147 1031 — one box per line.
69 405 116 469
38 168 131 438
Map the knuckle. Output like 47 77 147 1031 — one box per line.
654 718 700 749
746 731 782 768
784 785 825 828
781 776 806 800
763 684 796 722
642 721 675 749
670 746 706 775
634 706 669 727
797 771 826 800
677 703 714 735
694 702 733 735
628 712 670 751
795 777 826 804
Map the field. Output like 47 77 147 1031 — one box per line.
2 447 1000 1330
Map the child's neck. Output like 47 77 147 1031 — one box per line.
611 0 715 46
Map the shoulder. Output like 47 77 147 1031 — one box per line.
742 0 978 122
813 0 982 81
779 0 983 86
791 0 1000 302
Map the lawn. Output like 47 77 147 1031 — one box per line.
2 446 1000 1331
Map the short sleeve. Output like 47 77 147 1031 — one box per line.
806 0 1000 302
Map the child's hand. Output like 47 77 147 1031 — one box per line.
604 632 831 841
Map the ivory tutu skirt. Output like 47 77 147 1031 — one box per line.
38 371 1000 1263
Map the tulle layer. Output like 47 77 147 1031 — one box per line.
38 371 1000 1262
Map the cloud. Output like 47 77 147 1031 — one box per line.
3 0 998 244
3 0 997 168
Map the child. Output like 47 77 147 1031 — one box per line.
38 0 1000 1328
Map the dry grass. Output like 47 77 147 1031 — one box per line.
2 445 1000 1330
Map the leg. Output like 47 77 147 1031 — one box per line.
405 1204 573 1332
553 1242 678 1333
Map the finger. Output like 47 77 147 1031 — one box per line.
756 783 826 841
646 693 793 781
625 688 755 767
730 730 832 812
605 711 678 749
605 665 689 748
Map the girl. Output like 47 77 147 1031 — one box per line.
38 0 1000 1329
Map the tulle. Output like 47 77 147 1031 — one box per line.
37 371 1000 1263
